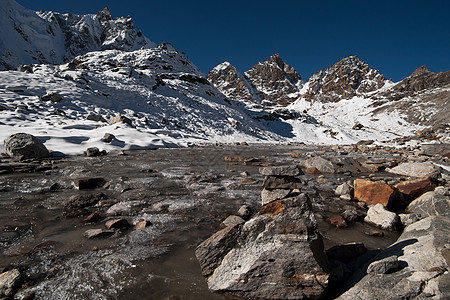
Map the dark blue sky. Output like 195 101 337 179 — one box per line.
17 0 450 81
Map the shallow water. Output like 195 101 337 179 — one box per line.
0 145 400 299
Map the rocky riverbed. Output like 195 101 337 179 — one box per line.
0 142 449 299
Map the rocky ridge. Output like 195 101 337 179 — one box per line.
0 0 155 70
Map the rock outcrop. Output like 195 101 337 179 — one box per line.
4 133 50 160
196 192 329 299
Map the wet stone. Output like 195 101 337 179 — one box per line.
74 178 107 190
105 218 130 230
326 243 367 262
263 176 302 189
63 192 106 209
327 216 348 228
133 220 151 230
83 229 115 239
82 212 103 223
259 165 303 176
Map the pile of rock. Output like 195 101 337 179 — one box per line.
195 165 330 299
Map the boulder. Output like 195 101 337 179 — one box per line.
364 204 399 230
303 156 335 173
395 177 436 200
406 191 450 219
74 178 107 190
4 133 50 160
262 176 302 189
84 147 103 157
421 143 450 157
0 269 22 299
354 179 397 206
338 217 450 300
64 192 106 209
259 165 303 176
104 218 130 230
387 162 440 178
102 133 115 143
109 115 132 126
195 194 329 299
261 188 291 205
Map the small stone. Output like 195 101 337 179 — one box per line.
41 92 63 102
74 178 107 190
0 269 22 299
82 212 103 223
364 204 399 230
327 216 348 228
105 218 130 230
83 229 114 239
364 230 384 237
109 114 132 126
237 205 251 219
86 113 106 122
134 220 152 230
221 215 245 228
335 182 353 196
354 179 397 206
342 209 359 222
102 133 115 143
340 194 352 201
259 165 303 176
261 188 291 205
64 192 106 208
367 255 399 274
84 147 102 157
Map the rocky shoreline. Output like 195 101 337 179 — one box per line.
0 135 449 299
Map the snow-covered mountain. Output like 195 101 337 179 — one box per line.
0 0 154 70
0 0 448 155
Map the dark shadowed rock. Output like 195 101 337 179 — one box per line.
105 218 130 229
102 133 115 143
262 176 302 189
74 178 107 190
64 192 106 209
195 194 329 299
41 92 63 102
237 205 252 219
395 177 436 200
259 165 303 176
83 229 115 239
4 133 50 160
86 113 107 122
326 243 367 262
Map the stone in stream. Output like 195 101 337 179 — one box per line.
83 229 115 239
259 165 303 176
133 220 152 230
195 193 329 299
364 204 399 230
354 179 397 207
82 212 103 223
237 205 251 219
74 178 107 190
327 216 348 228
386 162 441 178
395 177 436 200
4 133 50 160
64 192 106 209
338 216 450 299
262 176 302 189
0 269 23 299
104 218 130 230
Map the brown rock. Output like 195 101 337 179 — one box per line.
109 115 132 126
82 212 103 223
395 177 436 200
133 220 151 230
354 179 397 206
105 218 130 230
327 216 348 228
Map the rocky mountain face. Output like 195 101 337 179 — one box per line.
0 0 154 70
208 54 303 107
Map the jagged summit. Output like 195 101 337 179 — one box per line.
301 55 386 102
0 0 155 70
411 65 432 77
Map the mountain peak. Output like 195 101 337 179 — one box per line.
411 65 432 77
97 7 112 21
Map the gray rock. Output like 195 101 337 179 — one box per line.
0 269 22 299
259 165 303 176
338 216 450 300
41 92 63 102
261 188 291 205
399 213 421 227
367 255 399 274
221 215 245 228
4 133 50 160
86 113 107 122
335 182 353 196
84 147 102 157
237 205 251 219
364 204 399 230
262 176 302 189
195 194 329 299
83 229 114 239
102 133 115 143
387 162 440 178
421 143 450 157
435 186 450 196
303 156 335 173
407 191 450 219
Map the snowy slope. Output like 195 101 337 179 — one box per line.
0 0 155 70
0 45 283 155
